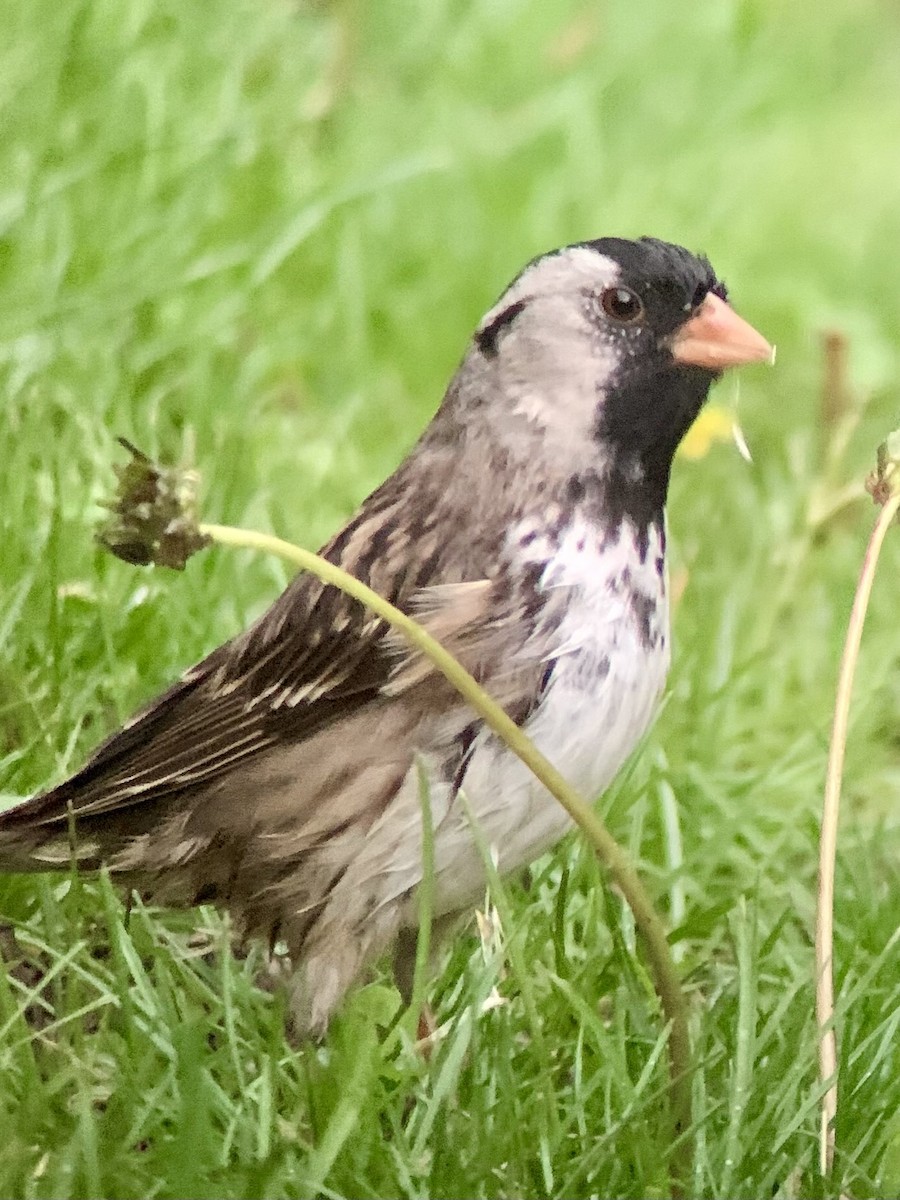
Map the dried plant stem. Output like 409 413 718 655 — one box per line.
200 521 693 1195
816 490 900 1175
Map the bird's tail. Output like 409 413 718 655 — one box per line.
0 784 109 873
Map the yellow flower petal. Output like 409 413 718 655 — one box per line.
678 405 735 460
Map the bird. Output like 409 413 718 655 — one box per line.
0 236 772 1035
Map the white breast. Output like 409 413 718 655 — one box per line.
324 517 672 937
427 517 670 915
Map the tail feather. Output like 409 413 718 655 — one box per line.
0 780 144 873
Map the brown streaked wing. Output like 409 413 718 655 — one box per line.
4 450 512 834
6 584 397 831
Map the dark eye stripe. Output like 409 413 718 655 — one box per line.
475 299 528 357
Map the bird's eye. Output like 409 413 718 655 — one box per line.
600 286 644 324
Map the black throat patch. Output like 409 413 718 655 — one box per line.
592 362 715 528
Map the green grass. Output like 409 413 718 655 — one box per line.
2 0 900 1195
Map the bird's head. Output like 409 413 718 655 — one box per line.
453 235 772 519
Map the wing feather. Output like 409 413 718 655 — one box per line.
2 445 549 849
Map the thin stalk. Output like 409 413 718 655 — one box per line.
408 757 435 1041
816 490 900 1175
200 521 693 1192
721 896 757 1197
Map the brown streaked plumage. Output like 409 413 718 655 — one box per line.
1 236 772 1034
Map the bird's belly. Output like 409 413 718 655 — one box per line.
428 614 670 917
385 521 672 922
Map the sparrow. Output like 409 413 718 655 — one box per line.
0 236 771 1034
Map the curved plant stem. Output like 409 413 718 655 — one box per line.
200 521 693 1193
816 490 900 1175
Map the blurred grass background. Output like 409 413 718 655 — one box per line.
2 0 900 1196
